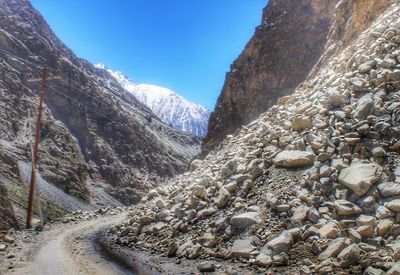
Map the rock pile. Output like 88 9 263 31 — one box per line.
61 207 124 223
107 2 400 274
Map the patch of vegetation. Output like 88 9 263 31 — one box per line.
4 177 68 222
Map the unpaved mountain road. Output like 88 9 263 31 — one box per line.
20 214 131 275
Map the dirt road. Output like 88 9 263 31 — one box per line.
22 214 130 275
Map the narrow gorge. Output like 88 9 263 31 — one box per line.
1 0 400 274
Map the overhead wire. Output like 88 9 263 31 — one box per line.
47 85 118 124
0 47 130 113
0 47 121 123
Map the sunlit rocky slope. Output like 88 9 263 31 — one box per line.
108 1 400 273
203 0 391 156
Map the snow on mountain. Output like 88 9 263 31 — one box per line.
94 63 210 137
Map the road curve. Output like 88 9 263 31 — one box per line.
24 214 128 275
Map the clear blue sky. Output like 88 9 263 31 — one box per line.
30 0 267 110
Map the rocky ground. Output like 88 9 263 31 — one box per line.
106 2 400 274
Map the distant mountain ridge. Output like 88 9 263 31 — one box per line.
95 64 210 137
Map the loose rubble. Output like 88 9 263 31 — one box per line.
106 2 400 274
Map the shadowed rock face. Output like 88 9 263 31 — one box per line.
0 183 17 231
202 0 390 156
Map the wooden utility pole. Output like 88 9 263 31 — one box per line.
26 68 60 229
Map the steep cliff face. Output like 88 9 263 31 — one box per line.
202 0 391 155
0 0 200 219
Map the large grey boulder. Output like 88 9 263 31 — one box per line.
273 150 315 168
338 163 382 196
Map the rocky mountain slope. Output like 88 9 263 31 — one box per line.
202 0 391 155
107 1 400 273
95 64 210 137
0 0 200 228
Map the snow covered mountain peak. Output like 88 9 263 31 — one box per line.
95 63 210 137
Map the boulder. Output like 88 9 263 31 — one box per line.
337 244 361 267
357 225 374 238
387 261 400 275
263 230 293 256
192 185 207 199
338 163 382 196
273 150 315 168
364 267 385 275
334 200 363 216
376 219 393 236
217 187 231 208
318 222 340 239
250 253 273 267
292 116 313 131
230 212 261 229
378 182 400 197
197 207 217 218
376 206 394 219
392 241 400 261
318 238 348 260
291 205 310 224
354 94 375 120
198 233 217 248
229 239 256 258
323 88 349 109
387 200 400 212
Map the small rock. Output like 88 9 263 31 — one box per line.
198 262 216 272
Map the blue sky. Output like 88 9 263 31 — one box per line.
30 0 267 110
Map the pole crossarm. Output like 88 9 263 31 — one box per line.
27 75 61 83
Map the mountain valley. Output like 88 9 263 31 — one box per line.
2 0 400 274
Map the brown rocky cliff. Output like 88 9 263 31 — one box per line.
202 0 391 155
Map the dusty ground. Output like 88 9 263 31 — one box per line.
1 214 130 275
0 213 201 275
